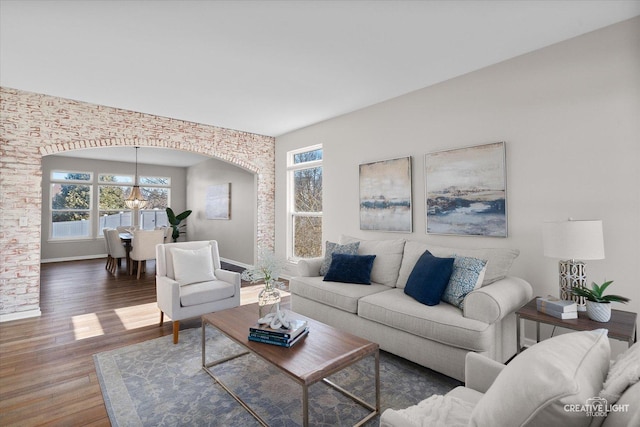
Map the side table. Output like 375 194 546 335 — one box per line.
516 297 637 353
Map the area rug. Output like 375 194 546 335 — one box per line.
94 327 460 426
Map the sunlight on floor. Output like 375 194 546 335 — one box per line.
114 302 161 329
70 290 290 341
71 313 105 340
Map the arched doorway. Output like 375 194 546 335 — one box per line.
0 87 275 321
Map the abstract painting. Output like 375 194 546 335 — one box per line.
205 183 230 220
425 142 507 237
359 156 412 232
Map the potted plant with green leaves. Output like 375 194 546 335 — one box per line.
166 207 192 242
571 280 630 322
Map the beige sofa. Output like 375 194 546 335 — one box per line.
290 236 533 381
381 329 640 427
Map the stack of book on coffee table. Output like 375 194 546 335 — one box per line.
536 296 578 319
248 318 309 348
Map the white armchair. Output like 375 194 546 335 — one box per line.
156 240 241 344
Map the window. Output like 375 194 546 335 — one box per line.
287 145 322 260
50 171 93 239
138 176 170 230
98 174 170 233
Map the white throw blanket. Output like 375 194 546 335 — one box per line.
599 341 640 403
381 394 474 427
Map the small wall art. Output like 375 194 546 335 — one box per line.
205 183 231 220
359 156 412 233
425 142 507 237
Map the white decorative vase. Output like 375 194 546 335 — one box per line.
586 301 611 323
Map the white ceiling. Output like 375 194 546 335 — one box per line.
2 0 639 166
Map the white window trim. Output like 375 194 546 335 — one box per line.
286 144 323 261
49 170 93 241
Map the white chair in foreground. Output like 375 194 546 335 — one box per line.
156 240 241 344
129 229 165 279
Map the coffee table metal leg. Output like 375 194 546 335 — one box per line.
303 384 309 427
320 350 380 426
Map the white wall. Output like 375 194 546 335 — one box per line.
187 158 255 265
276 18 640 354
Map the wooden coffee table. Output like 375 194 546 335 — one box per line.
201 304 380 427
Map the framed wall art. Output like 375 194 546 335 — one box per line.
425 142 507 237
205 183 231 220
359 156 412 232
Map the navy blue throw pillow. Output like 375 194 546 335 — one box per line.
404 250 454 306
323 253 377 285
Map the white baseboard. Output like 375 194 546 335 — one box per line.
522 337 537 349
42 254 106 263
0 308 42 323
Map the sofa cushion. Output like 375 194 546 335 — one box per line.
340 235 406 287
180 280 235 307
171 246 216 286
442 256 487 309
319 241 360 276
290 276 390 314
469 329 610 427
397 241 519 288
358 288 494 351
404 251 454 306
323 253 376 285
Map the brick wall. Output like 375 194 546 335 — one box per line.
0 87 275 319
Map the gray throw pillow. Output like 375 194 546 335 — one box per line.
320 241 360 276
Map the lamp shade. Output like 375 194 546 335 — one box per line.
542 220 605 260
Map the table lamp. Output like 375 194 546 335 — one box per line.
542 219 605 311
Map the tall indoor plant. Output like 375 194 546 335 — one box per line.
571 280 630 322
166 207 192 242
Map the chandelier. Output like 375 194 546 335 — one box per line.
125 147 147 209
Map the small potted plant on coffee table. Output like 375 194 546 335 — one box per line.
571 280 630 322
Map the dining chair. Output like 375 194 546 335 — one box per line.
129 229 165 279
103 228 113 271
156 240 241 343
116 226 131 233
105 229 128 275
155 226 172 242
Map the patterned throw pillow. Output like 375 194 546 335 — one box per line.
442 256 487 309
320 241 360 276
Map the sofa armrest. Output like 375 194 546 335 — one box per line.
463 276 533 324
156 275 181 317
464 352 505 393
297 257 324 277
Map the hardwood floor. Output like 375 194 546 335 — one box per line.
0 258 282 426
